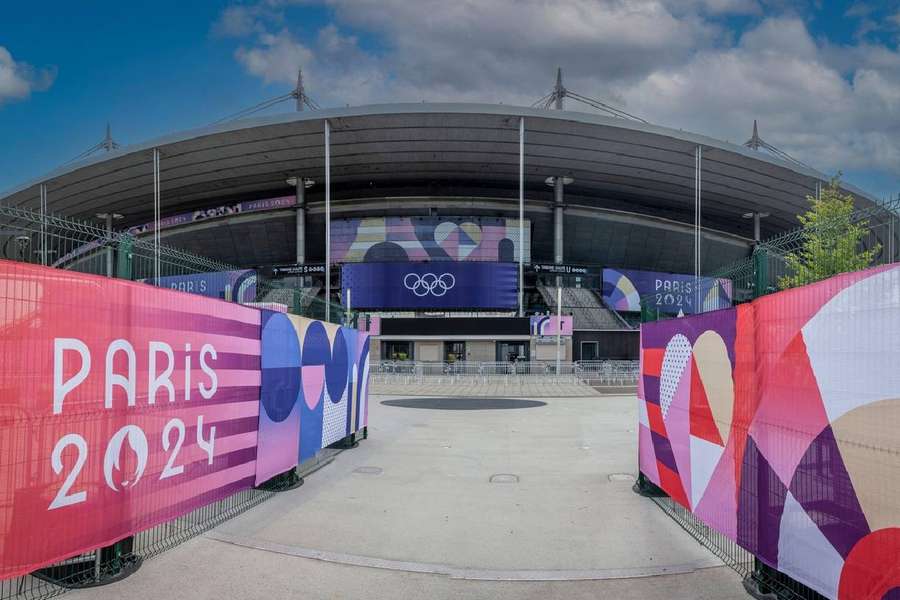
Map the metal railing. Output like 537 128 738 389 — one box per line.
370 360 638 387
0 204 351 325
640 192 900 322
651 496 827 600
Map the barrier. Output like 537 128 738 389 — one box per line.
370 360 638 386
0 260 370 589
637 263 900 600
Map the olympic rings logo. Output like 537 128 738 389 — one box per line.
403 272 456 297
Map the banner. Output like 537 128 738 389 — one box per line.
529 315 573 336
638 264 900 600
142 270 257 304
0 260 372 579
602 268 732 314
331 216 530 263
255 311 370 484
0 261 262 579
341 262 518 309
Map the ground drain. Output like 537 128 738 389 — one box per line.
607 473 635 482
354 466 383 475
490 473 519 484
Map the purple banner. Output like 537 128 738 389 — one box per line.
142 270 257 304
126 196 296 236
602 268 732 314
341 262 518 309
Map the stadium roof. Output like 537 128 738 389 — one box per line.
0 103 879 236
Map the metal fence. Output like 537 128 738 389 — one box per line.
0 204 351 324
2 473 296 599
650 496 827 600
640 194 900 322
0 205 356 599
370 360 639 387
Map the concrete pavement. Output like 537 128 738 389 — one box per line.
69 394 747 599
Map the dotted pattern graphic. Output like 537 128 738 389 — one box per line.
322 381 350 447
659 334 692 418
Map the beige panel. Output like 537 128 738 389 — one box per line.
417 341 441 362
830 398 900 532
693 330 735 444
467 341 496 362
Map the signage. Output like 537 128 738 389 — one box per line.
141 270 257 304
0 261 263 578
532 263 592 275
602 268 732 314
126 196 296 236
530 315 573 336
331 216 530 263
272 263 327 276
0 260 372 579
341 262 518 309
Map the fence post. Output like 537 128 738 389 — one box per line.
116 234 134 280
753 247 767 299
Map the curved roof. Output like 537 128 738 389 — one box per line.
0 103 878 237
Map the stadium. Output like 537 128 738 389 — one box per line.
0 99 885 364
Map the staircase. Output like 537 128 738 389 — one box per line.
537 285 632 331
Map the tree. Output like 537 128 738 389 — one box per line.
778 177 880 290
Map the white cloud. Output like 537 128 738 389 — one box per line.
235 30 314 84
218 1 900 192
0 47 55 104
622 17 900 174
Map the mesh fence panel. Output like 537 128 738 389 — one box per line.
0 206 350 599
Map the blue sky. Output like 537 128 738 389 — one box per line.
2 0 899 199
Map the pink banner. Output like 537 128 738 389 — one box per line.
0 261 261 579
638 264 900 600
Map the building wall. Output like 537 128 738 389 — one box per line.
416 341 442 361
467 340 497 362
573 331 639 360
531 338 572 361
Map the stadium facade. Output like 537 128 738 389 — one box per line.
0 103 882 362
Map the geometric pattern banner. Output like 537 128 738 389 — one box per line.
255 311 370 485
638 264 900 600
603 268 732 314
331 216 531 263
529 315 573 336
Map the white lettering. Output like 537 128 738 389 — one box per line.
53 338 91 415
199 344 218 399
184 343 192 401
105 339 136 409
149 341 175 404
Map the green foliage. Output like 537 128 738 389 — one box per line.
778 177 880 289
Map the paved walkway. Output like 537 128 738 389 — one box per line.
71 394 746 600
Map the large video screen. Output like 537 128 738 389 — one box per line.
341 262 518 309
331 216 530 263
602 268 732 314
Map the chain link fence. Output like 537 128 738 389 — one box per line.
640 196 900 322
0 204 351 324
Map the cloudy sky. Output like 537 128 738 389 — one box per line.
1 1 899 199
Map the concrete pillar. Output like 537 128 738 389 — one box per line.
554 177 564 265
295 179 306 265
